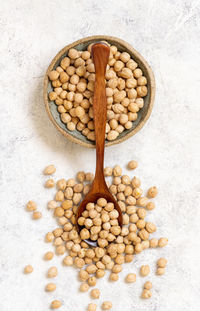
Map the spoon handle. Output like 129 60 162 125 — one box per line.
92 43 110 191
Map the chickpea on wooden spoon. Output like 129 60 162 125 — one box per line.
76 42 123 246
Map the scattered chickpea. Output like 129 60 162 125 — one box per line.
158 238 168 247
24 265 33 274
156 267 166 275
44 251 54 260
144 281 152 290
102 301 112 310
87 303 97 311
51 300 62 309
157 258 167 268
45 283 56 292
141 289 152 299
125 273 136 283
127 160 138 170
147 186 158 198
140 265 150 277
45 179 55 188
47 266 58 278
44 165 56 175
90 288 100 299
26 201 37 211
32 211 42 220
80 282 90 292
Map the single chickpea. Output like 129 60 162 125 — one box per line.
147 186 158 198
141 289 152 299
68 48 79 59
90 288 100 299
44 165 56 175
51 300 62 309
149 238 158 248
24 265 33 274
88 276 97 287
47 266 58 278
49 70 59 81
32 211 42 220
113 165 122 177
49 91 57 101
109 273 119 282
156 267 166 275
157 258 167 268
45 283 56 292
133 68 143 78
136 86 148 97
79 270 89 281
125 273 136 283
96 269 105 278
158 238 168 248
140 265 150 277
114 60 124 72
45 179 55 188
87 303 97 311
144 281 152 290
44 251 54 261
104 167 113 176
63 256 73 266
107 130 119 141
60 57 70 69
102 301 112 310
137 76 147 86
82 51 90 60
45 232 54 242
26 201 37 212
119 68 133 79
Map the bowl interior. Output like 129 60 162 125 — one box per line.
46 37 154 147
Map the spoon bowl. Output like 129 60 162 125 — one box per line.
76 42 123 246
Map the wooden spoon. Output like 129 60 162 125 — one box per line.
76 42 123 245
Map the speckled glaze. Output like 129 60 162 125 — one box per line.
44 35 155 148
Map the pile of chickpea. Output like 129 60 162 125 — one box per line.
48 42 148 142
25 161 168 310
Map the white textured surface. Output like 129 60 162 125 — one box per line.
1 1 200 310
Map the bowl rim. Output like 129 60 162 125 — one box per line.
43 35 155 148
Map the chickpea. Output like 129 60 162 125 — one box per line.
32 211 42 220
104 167 113 176
87 303 97 311
44 251 54 261
51 300 62 309
156 267 165 275
144 281 152 290
60 57 70 69
44 165 56 175
49 91 57 101
96 269 105 278
47 266 58 278
114 60 124 72
26 201 37 212
88 276 97 287
24 265 33 274
149 238 158 248
137 86 148 97
141 289 152 299
107 130 119 141
63 256 73 266
158 238 168 247
49 70 59 81
45 232 54 242
45 283 56 292
119 68 132 79
102 301 112 310
90 288 100 299
147 186 158 198
140 265 150 277
125 273 136 283
128 160 138 170
157 258 167 268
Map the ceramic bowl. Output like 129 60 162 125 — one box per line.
43 35 155 148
